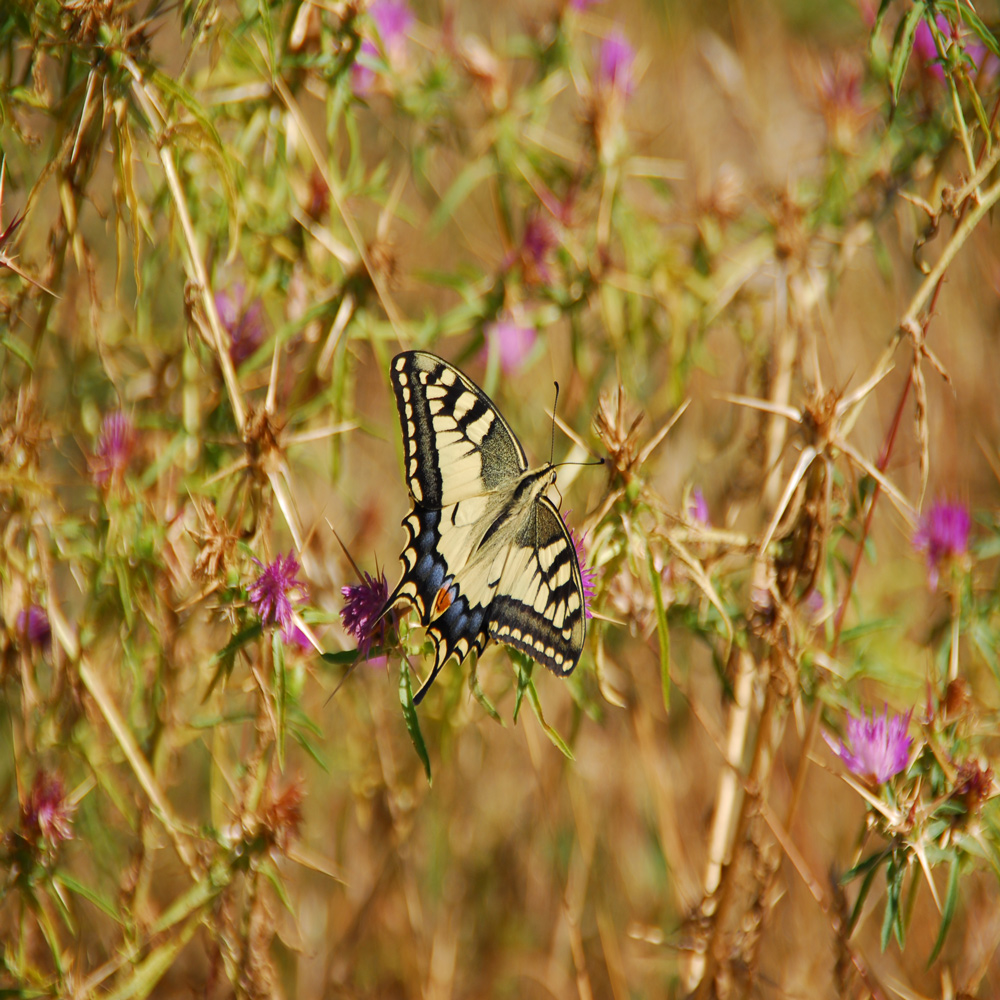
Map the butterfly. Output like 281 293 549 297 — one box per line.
380 350 588 703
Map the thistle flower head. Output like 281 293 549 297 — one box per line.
598 29 635 97
352 0 414 95
17 604 51 650
588 27 636 164
518 214 558 285
483 318 536 376
90 411 135 488
817 54 869 153
687 487 710 526
22 771 75 849
214 283 267 366
248 551 307 633
563 513 595 619
912 499 971 592
825 706 913 784
341 571 389 658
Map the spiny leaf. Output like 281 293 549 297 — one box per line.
889 1 926 107
927 854 960 965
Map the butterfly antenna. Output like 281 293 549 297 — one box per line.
549 380 560 466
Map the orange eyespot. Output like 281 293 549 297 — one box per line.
433 586 454 615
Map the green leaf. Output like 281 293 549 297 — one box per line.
468 654 502 724
525 680 574 760
203 623 262 701
647 546 671 712
400 665 432 784
430 158 496 233
879 873 895 952
842 846 892 883
104 917 200 1000
846 857 883 935
150 862 232 935
927 854 960 965
257 0 275 73
956 4 1000 61
53 873 120 922
273 629 286 771
512 651 533 723
889 1 926 106
320 649 362 666
1 334 34 369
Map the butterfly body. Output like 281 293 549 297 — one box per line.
382 351 587 702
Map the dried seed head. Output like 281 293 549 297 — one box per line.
192 500 239 580
698 162 746 224
0 388 46 473
593 384 644 483
952 759 993 818
771 191 808 264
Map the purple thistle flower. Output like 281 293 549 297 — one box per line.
569 0 603 9
483 318 537 376
372 0 413 43
352 0 414 95
519 214 559 284
214 283 267 366
341 571 389 658
802 588 825 623
282 625 313 651
687 487 710 526
563 513 595 619
598 28 636 97
23 771 75 848
913 499 971 592
16 605 51 650
248 551 307 633
90 411 135 487
352 39 381 95
825 706 913 784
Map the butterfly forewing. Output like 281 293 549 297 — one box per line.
383 350 587 701
391 351 527 508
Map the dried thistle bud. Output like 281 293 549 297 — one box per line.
260 776 305 852
192 500 239 580
951 759 993 818
593 385 643 483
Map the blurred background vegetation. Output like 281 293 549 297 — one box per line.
2 0 1000 996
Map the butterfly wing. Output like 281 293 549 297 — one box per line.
382 351 586 702
487 495 586 676
390 350 527 508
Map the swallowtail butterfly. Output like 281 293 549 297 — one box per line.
380 351 588 702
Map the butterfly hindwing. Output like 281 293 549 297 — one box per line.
383 351 587 701
488 495 586 676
